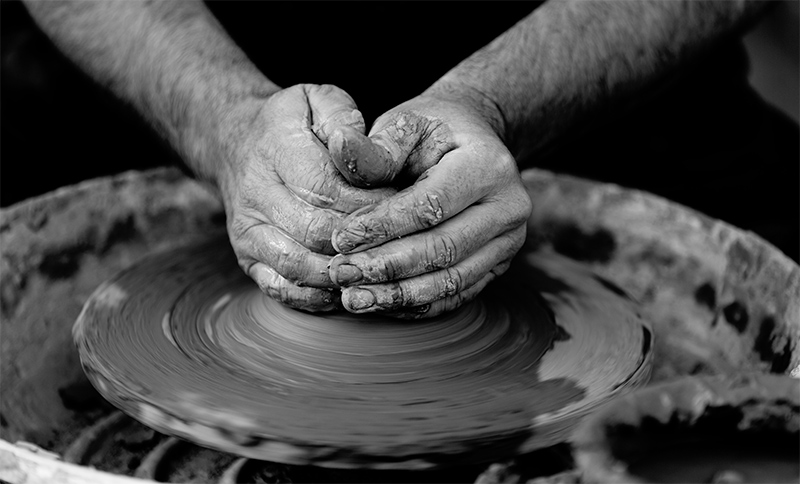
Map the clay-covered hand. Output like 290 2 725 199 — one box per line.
218 84 393 312
327 89 532 318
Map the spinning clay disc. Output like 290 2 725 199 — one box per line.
74 236 653 469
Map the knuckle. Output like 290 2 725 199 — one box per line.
503 186 532 229
303 214 336 252
283 207 334 253
376 254 399 282
249 264 287 301
424 233 459 271
228 214 255 242
237 256 258 283
287 84 305 96
510 226 527 251
496 150 517 172
230 221 269 263
314 83 338 97
351 252 396 283
268 279 291 303
412 190 447 229
272 249 309 283
360 217 394 244
441 267 464 297
515 188 533 221
382 111 428 139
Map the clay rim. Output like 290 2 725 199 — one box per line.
571 373 800 483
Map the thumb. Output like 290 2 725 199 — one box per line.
306 84 366 144
329 111 431 188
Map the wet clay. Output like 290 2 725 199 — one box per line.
73 236 652 469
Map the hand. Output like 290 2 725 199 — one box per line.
216 84 394 311
327 89 532 318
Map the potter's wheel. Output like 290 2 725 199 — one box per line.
73 235 653 469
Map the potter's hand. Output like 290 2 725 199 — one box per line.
220 84 392 311
21 2 397 312
327 91 531 318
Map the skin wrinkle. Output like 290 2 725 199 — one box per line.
302 85 317 141
251 264 335 311
394 271 494 320
332 110 525 309
352 230 456 285
342 226 524 313
417 193 445 228
427 232 458 272
25 0 770 314
404 117 442 172
238 224 333 289
330 1 763 313
269 192 332 254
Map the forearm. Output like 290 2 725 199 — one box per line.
429 0 769 163
23 0 279 183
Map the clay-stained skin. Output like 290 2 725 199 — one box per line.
73 236 652 468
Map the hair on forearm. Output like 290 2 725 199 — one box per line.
435 0 770 162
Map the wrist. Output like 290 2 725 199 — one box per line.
425 76 508 143
174 74 280 190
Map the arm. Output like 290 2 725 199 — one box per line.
25 0 393 311
24 0 274 182
431 0 770 162
325 0 769 317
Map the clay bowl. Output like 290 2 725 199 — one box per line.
1 168 798 483
572 373 799 483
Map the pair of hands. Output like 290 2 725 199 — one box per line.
216 84 531 318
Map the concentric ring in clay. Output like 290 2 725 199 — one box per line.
74 236 653 469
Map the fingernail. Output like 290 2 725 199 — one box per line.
331 229 345 253
333 233 354 254
334 263 362 286
331 205 380 254
332 228 362 254
345 288 375 311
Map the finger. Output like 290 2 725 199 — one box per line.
234 221 335 287
280 149 396 215
328 126 398 188
332 148 514 254
304 84 366 143
263 184 343 254
391 270 500 319
273 92 395 214
329 111 452 188
329 199 528 286
339 228 523 313
253 177 387 254
246 261 339 312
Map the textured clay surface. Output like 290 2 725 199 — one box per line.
73 237 652 469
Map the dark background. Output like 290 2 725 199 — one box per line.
1 1 798 260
